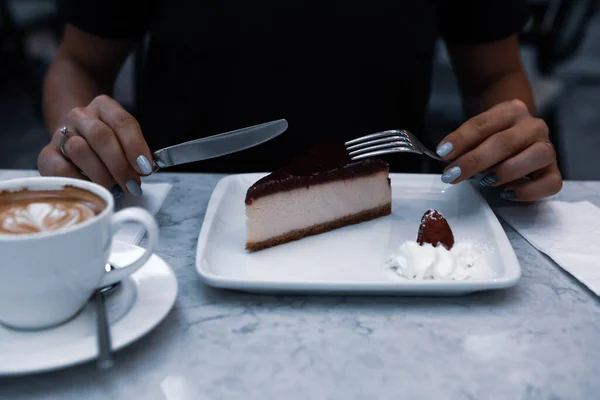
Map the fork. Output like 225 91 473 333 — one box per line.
345 129 449 163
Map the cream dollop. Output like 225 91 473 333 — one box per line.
386 241 491 280
0 202 95 234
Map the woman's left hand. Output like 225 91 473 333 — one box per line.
435 99 563 201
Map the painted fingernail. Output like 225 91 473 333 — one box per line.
441 166 462 183
436 142 454 157
126 180 143 197
110 185 124 199
500 190 518 200
136 155 154 175
480 173 499 187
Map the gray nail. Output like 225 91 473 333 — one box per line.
436 142 454 157
441 166 461 183
480 173 499 187
500 190 518 200
110 185 124 199
136 155 154 175
126 180 143 197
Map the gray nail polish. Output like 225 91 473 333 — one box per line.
436 142 454 157
441 166 461 183
126 180 143 197
480 173 499 187
136 155 154 175
110 185 124 199
500 190 518 200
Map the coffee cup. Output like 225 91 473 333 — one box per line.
0 177 159 330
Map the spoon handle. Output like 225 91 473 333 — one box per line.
95 291 115 369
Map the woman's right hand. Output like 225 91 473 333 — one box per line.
38 95 155 197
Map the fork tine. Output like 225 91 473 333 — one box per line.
346 135 410 152
350 147 420 161
349 141 415 157
344 130 405 146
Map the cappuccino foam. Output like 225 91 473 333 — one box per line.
0 186 107 235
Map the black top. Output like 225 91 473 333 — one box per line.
64 0 528 173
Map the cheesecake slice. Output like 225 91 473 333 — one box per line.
245 143 392 251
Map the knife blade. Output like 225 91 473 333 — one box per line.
152 119 288 169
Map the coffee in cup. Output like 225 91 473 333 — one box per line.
0 186 106 234
0 177 159 330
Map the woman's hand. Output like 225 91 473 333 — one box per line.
435 99 562 201
37 95 155 198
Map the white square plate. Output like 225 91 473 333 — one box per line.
195 173 521 295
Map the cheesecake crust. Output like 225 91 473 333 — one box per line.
245 202 392 252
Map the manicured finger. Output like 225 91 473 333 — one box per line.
65 107 142 197
479 141 556 187
436 99 530 159
441 117 549 184
90 95 155 175
500 164 562 202
63 135 117 189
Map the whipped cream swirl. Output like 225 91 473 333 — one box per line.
386 241 491 280
0 202 96 234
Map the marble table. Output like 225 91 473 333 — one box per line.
1 170 599 400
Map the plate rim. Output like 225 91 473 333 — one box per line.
195 173 521 293
0 240 178 376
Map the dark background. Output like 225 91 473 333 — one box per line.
1 0 600 179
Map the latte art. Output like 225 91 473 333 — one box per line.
0 186 106 235
1 202 97 234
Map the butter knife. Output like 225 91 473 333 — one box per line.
152 119 288 170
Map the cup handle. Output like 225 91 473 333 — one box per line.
95 207 159 288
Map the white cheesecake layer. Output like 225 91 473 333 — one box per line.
246 172 391 243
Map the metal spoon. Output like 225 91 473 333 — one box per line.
94 263 120 369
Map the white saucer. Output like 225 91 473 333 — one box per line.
0 241 178 376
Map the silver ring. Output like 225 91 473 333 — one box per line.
59 126 71 160
58 126 89 179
